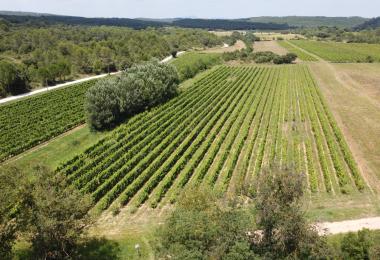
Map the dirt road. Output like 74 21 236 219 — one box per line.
317 217 380 235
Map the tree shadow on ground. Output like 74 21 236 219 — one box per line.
77 237 121 260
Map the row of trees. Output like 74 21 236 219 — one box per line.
86 60 179 130
296 26 380 44
223 49 297 64
0 24 221 95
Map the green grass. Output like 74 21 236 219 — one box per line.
0 80 98 162
278 40 318 61
289 40 380 62
4 125 108 171
170 52 222 81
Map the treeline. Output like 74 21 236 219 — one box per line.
172 18 291 30
0 14 292 30
355 17 380 30
0 24 221 97
0 14 165 29
296 26 380 44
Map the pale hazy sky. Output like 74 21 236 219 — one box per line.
1 0 379 18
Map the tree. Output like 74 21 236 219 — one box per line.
0 61 30 97
155 188 255 260
0 167 29 259
341 229 373 260
21 166 94 259
86 60 179 130
249 164 332 259
86 77 121 130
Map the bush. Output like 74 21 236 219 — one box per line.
273 53 298 64
341 229 373 259
86 60 179 130
155 189 255 259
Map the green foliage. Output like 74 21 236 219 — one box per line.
249 165 332 259
0 167 28 259
155 189 255 259
86 60 179 130
289 40 380 62
0 60 30 97
0 166 93 259
340 229 373 259
277 40 318 61
0 25 221 88
171 52 221 81
57 65 365 212
21 166 94 259
0 79 96 162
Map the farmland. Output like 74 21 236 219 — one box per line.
278 41 318 61
288 40 380 62
0 80 97 162
55 65 366 213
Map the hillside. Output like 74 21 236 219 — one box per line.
354 17 380 30
246 16 369 28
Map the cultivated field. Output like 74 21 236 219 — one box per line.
55 65 366 213
288 40 380 62
254 32 305 41
253 40 288 55
0 80 97 162
310 62 380 192
278 41 318 61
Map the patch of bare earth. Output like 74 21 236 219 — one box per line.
253 40 288 55
309 62 380 193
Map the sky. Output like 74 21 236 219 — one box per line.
1 0 379 18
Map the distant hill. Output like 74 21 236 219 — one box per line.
0 13 292 30
0 14 167 29
0 10 56 17
172 19 291 30
0 11 370 30
354 17 380 30
245 16 369 28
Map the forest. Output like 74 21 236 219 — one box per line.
0 23 221 97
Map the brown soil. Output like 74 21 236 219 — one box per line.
253 40 288 55
203 40 246 53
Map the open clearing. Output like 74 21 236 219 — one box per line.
253 40 288 55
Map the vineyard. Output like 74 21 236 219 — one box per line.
288 40 380 62
57 65 366 212
278 41 318 61
170 52 221 81
0 80 97 162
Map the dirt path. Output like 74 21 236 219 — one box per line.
317 217 380 235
